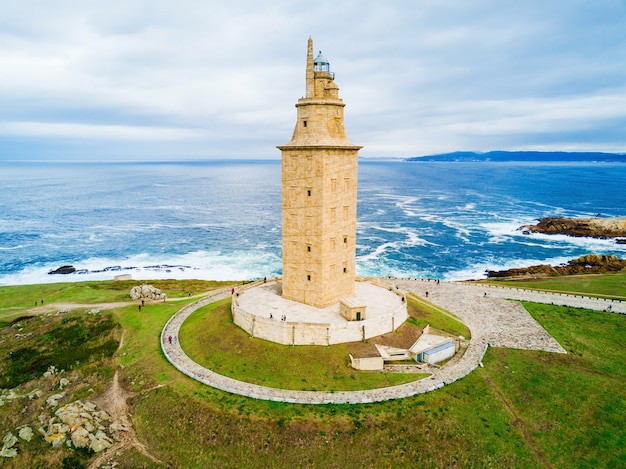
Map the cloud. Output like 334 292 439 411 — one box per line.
0 0 625 160
0 121 204 141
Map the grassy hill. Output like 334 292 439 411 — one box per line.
0 277 624 468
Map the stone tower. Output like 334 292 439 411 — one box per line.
277 38 362 308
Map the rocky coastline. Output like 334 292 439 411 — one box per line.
487 254 626 278
520 216 626 241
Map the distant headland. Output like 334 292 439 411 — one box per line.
406 151 626 162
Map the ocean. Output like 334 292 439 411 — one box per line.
1 160 625 286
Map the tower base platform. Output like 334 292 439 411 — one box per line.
232 279 409 346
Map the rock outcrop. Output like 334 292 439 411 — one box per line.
2 397 116 458
1 433 18 458
48 265 76 275
520 217 626 239
130 284 166 301
40 400 114 452
487 254 626 278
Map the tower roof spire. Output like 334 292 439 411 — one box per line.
306 37 314 98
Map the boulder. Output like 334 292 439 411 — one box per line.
2 433 17 449
59 377 70 390
48 265 76 275
43 365 58 377
45 433 66 447
41 399 114 451
18 427 33 442
70 426 91 449
90 430 113 453
130 284 165 301
46 393 65 408
0 447 17 458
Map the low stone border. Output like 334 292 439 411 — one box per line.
232 279 408 346
160 281 591 404
475 283 626 313
160 285 490 404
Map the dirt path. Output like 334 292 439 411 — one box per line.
21 292 207 317
2 291 215 467
480 372 553 468
24 301 134 316
88 331 165 468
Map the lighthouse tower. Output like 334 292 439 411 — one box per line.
277 38 362 309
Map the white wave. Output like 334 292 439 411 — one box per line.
356 262 421 279
480 221 626 252
526 232 626 250
372 193 476 245
358 225 433 262
487 236 508 244
481 220 529 237
0 245 24 251
358 242 397 262
442 255 575 282
0 250 282 286
375 193 421 218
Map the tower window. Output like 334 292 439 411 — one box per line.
343 236 348 246
343 267 347 273
307 190 311 197
307 274 311 281
303 120 307 127
307 245 311 252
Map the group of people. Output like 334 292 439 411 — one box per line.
268 313 287 321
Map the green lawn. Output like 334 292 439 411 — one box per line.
406 293 471 338
482 302 626 468
1 277 625 468
179 298 424 391
479 271 626 298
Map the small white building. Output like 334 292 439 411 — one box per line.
409 331 455 364
349 324 457 370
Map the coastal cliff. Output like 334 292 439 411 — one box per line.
520 217 626 239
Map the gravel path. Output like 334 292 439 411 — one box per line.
161 280 622 404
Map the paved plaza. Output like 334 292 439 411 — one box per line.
161 280 623 404
236 280 403 326
233 280 407 345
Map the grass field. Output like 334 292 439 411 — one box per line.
1 277 624 468
179 297 439 391
478 271 626 298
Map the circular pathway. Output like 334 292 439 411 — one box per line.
161 281 622 404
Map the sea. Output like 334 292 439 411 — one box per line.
1 159 625 286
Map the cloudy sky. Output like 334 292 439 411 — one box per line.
1 0 625 160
